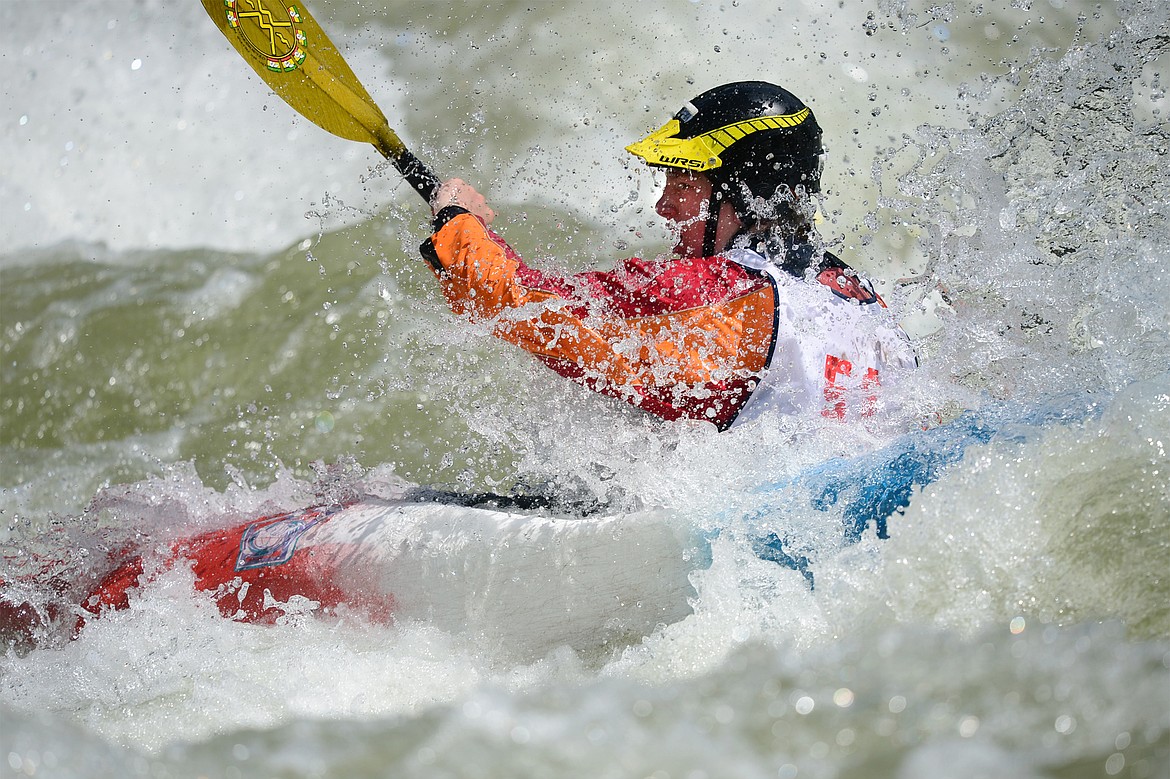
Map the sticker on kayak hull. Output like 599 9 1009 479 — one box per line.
235 506 336 571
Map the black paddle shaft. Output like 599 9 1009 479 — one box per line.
394 148 441 203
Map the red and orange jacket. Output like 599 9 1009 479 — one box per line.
420 206 915 430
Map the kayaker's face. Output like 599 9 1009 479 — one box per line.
655 170 741 258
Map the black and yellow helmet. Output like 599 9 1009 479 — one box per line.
627 81 824 244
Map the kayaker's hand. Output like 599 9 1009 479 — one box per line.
431 178 495 226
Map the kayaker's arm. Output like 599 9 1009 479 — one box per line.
417 189 773 429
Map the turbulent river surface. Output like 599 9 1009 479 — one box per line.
1 0 1168 777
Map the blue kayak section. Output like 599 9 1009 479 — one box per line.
749 392 1106 581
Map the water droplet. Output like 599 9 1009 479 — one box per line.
843 64 869 82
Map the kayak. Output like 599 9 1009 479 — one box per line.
0 390 1104 652
0 497 700 657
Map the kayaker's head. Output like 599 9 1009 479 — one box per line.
626 81 824 258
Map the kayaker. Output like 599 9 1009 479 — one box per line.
420 81 918 430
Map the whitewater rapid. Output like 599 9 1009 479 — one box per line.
2 0 1168 777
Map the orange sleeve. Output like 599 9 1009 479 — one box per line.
420 209 774 422
423 211 642 386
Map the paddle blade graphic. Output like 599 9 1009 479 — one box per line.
201 0 404 155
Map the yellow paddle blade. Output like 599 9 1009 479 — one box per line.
201 0 405 157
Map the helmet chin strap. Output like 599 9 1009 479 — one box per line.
702 191 721 257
